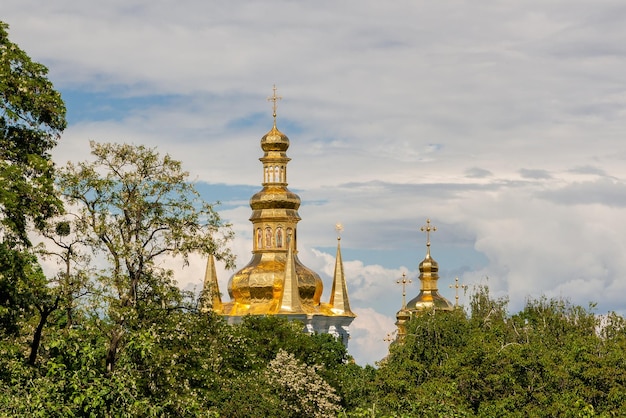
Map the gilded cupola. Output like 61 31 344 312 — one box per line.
206 86 355 347
224 86 324 316
405 219 454 312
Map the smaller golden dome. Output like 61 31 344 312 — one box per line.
419 254 438 274
396 308 410 321
405 220 454 312
261 124 290 152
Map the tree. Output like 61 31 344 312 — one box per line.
0 20 66 339
24 220 94 365
57 141 235 372
0 243 45 335
265 349 341 418
370 287 626 417
0 21 66 244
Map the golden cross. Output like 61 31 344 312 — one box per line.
420 219 437 252
267 84 282 121
449 277 468 308
384 332 396 344
396 272 412 309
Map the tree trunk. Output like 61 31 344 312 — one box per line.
106 327 124 373
28 303 56 365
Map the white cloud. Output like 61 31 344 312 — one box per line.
349 307 397 366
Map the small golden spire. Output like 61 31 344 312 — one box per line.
330 223 355 316
267 84 282 126
449 277 468 308
277 230 304 313
396 272 412 309
420 219 437 257
200 254 223 313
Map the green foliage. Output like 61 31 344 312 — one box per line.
3 280 626 417
234 315 349 368
57 141 235 371
0 313 353 417
265 349 341 417
0 21 66 244
0 20 66 352
372 286 626 417
0 243 44 335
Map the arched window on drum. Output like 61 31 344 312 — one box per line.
276 227 283 248
265 226 272 248
256 228 262 250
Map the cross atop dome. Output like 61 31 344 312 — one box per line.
267 84 282 125
420 219 437 256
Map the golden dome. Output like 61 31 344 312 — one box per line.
405 219 454 312
249 186 301 211
208 87 355 349
227 252 324 315
261 124 290 152
406 252 454 311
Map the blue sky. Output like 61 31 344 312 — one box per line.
5 0 626 365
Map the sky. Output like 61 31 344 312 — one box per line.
4 0 626 365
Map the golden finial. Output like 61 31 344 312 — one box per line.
396 272 412 309
420 219 437 256
267 84 282 125
335 223 344 241
449 277 468 308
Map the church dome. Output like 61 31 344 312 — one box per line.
228 254 323 314
249 186 301 211
208 86 356 348
419 254 438 274
261 124 290 152
405 220 454 312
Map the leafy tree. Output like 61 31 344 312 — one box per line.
0 244 45 335
57 141 235 372
24 220 94 365
0 20 66 339
233 315 350 369
370 287 626 417
265 349 341 417
0 21 66 243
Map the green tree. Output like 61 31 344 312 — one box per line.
0 21 66 243
24 220 93 365
57 141 235 372
370 287 626 417
0 20 66 338
265 349 341 417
